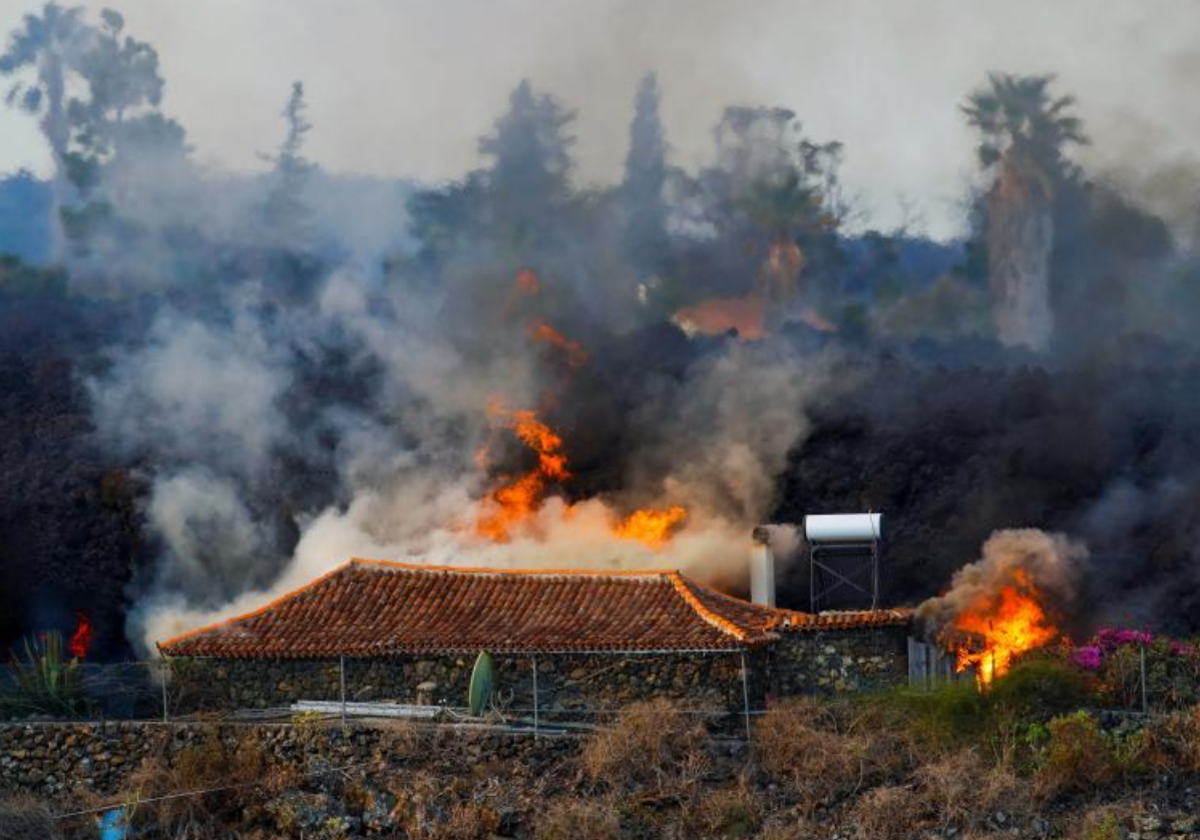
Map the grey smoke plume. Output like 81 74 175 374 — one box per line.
915 528 1088 637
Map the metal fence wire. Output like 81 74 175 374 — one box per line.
1 648 1196 729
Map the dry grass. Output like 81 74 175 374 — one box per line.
687 776 762 838
119 728 267 838
581 698 708 796
429 802 500 840
533 798 622 840
847 785 922 840
755 699 887 813
914 749 1029 831
0 793 62 840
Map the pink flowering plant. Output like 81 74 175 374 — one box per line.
1066 627 1200 709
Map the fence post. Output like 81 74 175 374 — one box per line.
160 660 169 723
739 651 752 744
339 655 347 725
1140 643 1148 713
531 656 539 740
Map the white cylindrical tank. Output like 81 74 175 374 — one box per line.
804 513 882 543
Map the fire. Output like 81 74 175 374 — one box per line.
475 401 571 541
950 569 1057 686
672 294 837 340
615 505 688 549
514 268 540 296
528 319 589 368
69 610 93 661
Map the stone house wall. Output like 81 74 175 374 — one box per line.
169 626 909 715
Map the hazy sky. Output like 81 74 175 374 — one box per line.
1 0 1197 240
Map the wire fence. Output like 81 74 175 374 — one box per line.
3 644 1199 732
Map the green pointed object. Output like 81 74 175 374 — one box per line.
468 650 495 716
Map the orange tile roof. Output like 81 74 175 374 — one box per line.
157 559 910 659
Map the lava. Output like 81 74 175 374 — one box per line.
615 506 688 549
950 568 1057 686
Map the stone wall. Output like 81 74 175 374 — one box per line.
166 627 909 715
759 626 910 697
169 651 748 716
0 720 577 801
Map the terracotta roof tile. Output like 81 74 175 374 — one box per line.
157 560 911 659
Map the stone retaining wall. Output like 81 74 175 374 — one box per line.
0 720 578 801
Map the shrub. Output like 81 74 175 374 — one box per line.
431 803 499 840
914 749 1029 831
534 799 621 840
581 698 707 795
857 683 987 752
847 785 921 840
1035 712 1119 798
0 793 63 840
3 631 85 718
688 778 762 838
755 699 878 813
989 658 1091 722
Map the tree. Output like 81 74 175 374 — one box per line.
262 81 315 247
963 73 1086 351
620 72 668 273
0 2 88 262
479 79 575 248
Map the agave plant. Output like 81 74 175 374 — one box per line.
4 630 84 717
468 650 496 716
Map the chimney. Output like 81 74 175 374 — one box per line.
750 526 775 607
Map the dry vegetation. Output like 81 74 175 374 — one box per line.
26 672 1200 840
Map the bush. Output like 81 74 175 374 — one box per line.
534 799 621 840
989 658 1091 721
1035 712 1119 798
687 779 762 838
914 749 1029 831
847 785 921 840
0 793 63 840
581 698 708 795
755 699 880 813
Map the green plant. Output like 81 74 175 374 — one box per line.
1035 711 1119 797
468 650 495 716
4 630 85 717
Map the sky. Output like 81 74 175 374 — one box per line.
1 0 1198 240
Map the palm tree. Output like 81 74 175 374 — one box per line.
963 73 1087 351
0 2 88 262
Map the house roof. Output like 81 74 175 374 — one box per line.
157 559 911 659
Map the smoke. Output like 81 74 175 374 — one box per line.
915 528 1088 636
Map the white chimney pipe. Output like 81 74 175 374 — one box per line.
750 526 775 607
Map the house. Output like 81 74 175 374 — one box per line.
158 559 912 714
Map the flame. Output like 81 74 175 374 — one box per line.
528 319 589 368
615 505 688 549
69 610 93 661
475 401 571 541
950 569 1057 686
673 294 837 340
674 295 767 340
515 268 541 296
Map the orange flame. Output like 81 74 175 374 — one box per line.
528 319 589 368
615 505 688 549
951 569 1057 686
476 401 570 541
69 610 93 661
515 268 541 296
